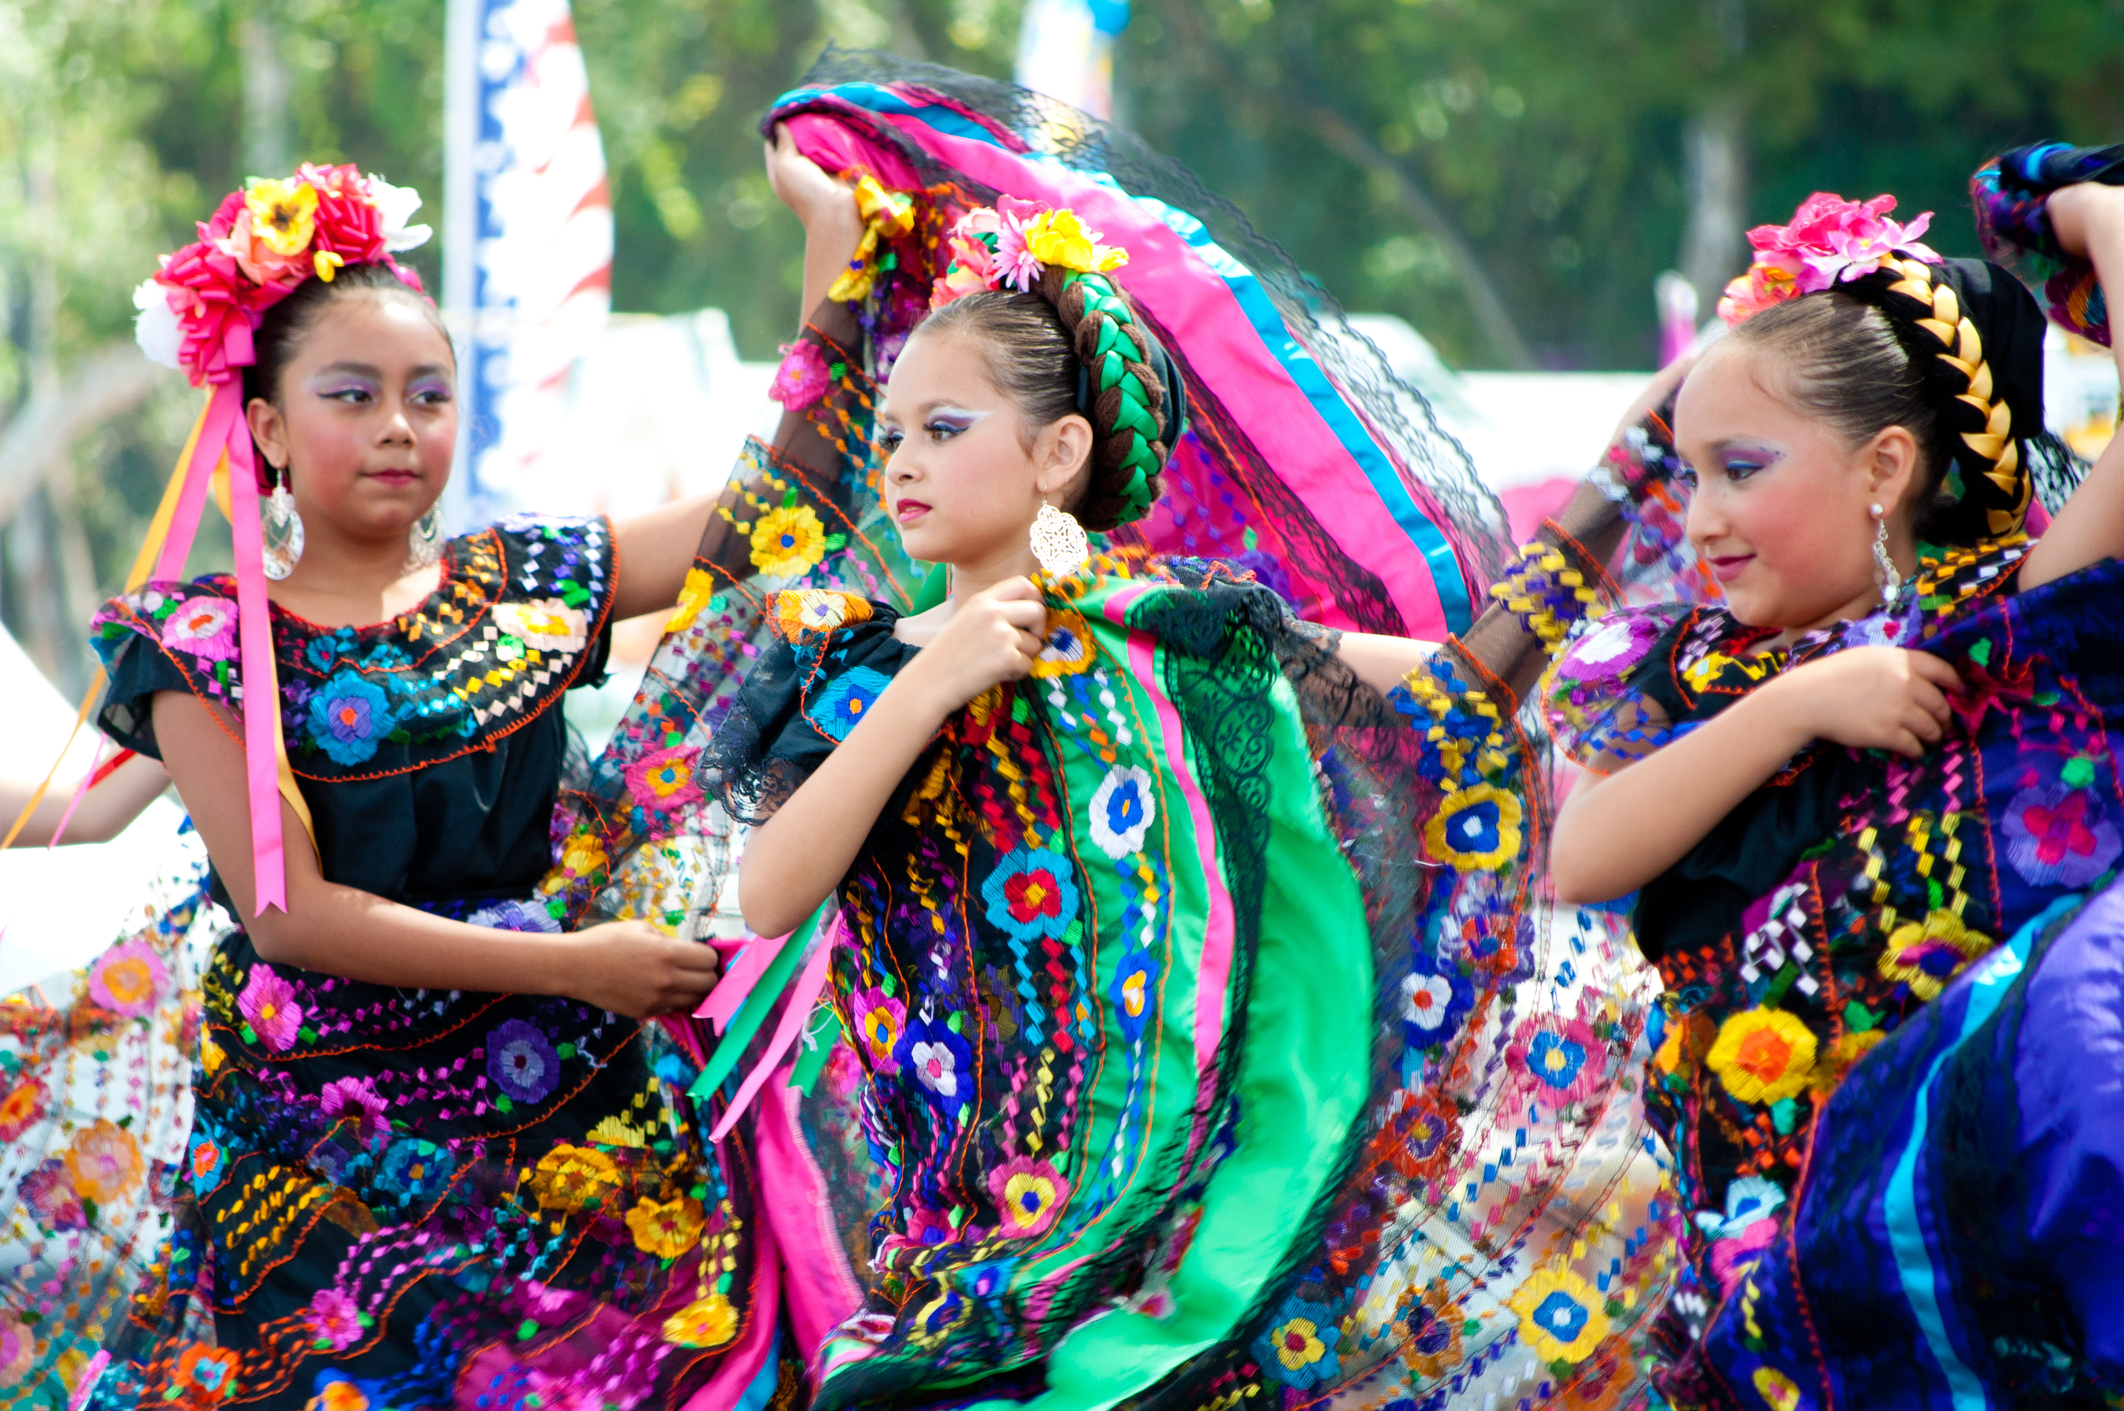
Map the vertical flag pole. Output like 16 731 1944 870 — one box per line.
442 0 482 533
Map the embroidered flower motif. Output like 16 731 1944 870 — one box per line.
87 939 168 1017
808 665 892 742
768 339 834 410
662 1293 738 1348
898 1017 975 1115
1399 956 1474 1048
529 1142 621 1214
1423 784 1522 871
306 670 396 766
1399 1282 1464 1378
1705 1007 1817 1105
771 589 867 641
465 899 562 933
1109 949 1159 1044
852 987 906 1074
1030 608 1097 678
988 1155 1069 1238
1089 765 1157 858
1695 1175 1788 1298
0 1078 43 1143
1878 909 1995 1001
2002 783 2122 888
188 1132 227 1194
159 595 238 661
1380 1087 1459 1183
0 1312 33 1389
1256 1297 1342 1389
1752 1367 1804 1411
487 1018 561 1105
625 1194 706 1259
19 1158 85 1231
589 1114 649 1148
625 745 704 814
666 567 718 634
750 505 829 578
1505 1016 1610 1106
1507 1264 1611 1364
493 598 589 654
319 1076 391 1141
981 847 1080 942
556 829 608 884
378 1139 454 1204
307 1288 369 1353
171 1343 241 1404
1556 613 1660 683
239 964 304 1051
305 1377 370 1411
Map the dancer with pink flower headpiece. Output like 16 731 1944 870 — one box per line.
1541 169 2124 1404
22 159 892 1411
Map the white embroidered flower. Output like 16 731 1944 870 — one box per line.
133 279 183 370
1088 765 1156 859
1400 972 1457 1031
493 599 589 654
908 1040 962 1098
366 174 433 253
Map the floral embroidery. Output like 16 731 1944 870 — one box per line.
666 567 717 633
1507 1264 1611 1364
487 1019 561 1105
1877 909 1996 1000
770 589 868 641
1088 765 1156 858
1399 956 1473 1047
0 1312 33 1388
377 1139 454 1204
1505 1015 1610 1106
318 1076 391 1141
1752 1367 1805 1411
808 664 892 742
306 670 396 767
238 964 304 1051
64 1119 144 1203
853 987 906 1074
87 939 166 1017
1556 613 1660 683
1399 1282 1464 1378
0 1077 41 1142
159 595 238 660
188 1134 227 1194
899 1017 975 1115
1695 1176 1788 1298
625 1195 706 1259
662 1293 738 1348
626 745 705 814
1705 1007 1817 1104
170 1343 241 1404
19 1159 85 1232
1030 608 1097 678
492 598 590 654
988 1156 1068 1238
769 339 834 409
528 1143 622 1215
1110 950 1159 1043
306 1377 371 1411
1257 1297 1343 1389
306 1288 369 1352
1423 784 1522 871
1380 1088 1458 1183
2001 782 2121 887
981 847 1080 942
751 504 830 578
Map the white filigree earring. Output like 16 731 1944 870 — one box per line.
406 503 444 572
1870 502 1902 605
261 468 304 581
1029 497 1089 578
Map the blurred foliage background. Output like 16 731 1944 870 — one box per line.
3 0 2122 690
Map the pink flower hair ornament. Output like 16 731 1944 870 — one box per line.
1716 191 1941 326
931 197 1129 308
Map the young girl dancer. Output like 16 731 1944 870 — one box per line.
1548 174 2124 1405
62 162 868 1411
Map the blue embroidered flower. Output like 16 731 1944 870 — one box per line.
377 1138 455 1205
1088 766 1157 859
1399 954 1474 1049
187 1130 228 1196
1109 950 1159 1043
807 665 892 742
981 848 1080 942
306 669 397 766
486 1018 560 1104
895 1015 975 1117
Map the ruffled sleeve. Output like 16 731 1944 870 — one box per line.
703 590 917 823
1973 144 2122 345
91 583 244 760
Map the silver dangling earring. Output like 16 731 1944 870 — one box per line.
261 468 304 581
405 502 445 572
1870 503 1902 605
1028 497 1090 578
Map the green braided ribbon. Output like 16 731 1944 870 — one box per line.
1066 272 1162 524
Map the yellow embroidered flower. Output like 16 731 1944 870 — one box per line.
749 505 828 578
201 1037 226 1076
1422 784 1522 871
1507 1264 1611 1364
624 1194 705 1259
1268 1314 1328 1373
246 178 320 256
493 599 590 654
666 567 717 633
1029 608 1097 678
1752 1366 1802 1411
558 829 608 882
1705 1007 1817 1105
770 589 868 641
1878 908 1994 1001
662 1293 738 1348
589 1114 648 1147
527 1142 622 1214
65 1119 144 1203
1025 209 1129 274
306 1381 370 1411
1680 648 1778 696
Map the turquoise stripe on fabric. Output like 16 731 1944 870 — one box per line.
1884 892 2082 1410
770 83 1007 147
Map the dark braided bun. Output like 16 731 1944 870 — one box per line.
917 273 1180 532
